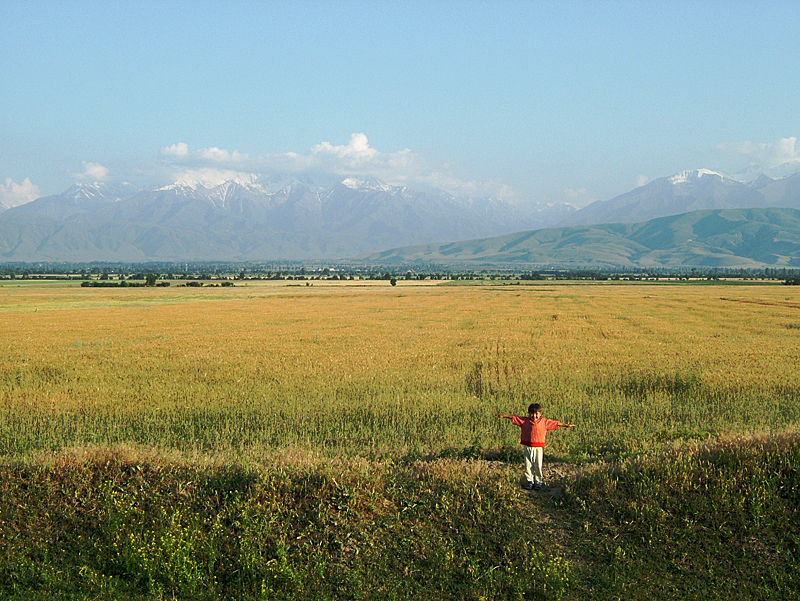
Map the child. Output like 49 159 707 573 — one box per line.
498 403 575 490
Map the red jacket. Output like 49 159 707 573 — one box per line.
511 416 560 447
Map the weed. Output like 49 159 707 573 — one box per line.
564 435 800 600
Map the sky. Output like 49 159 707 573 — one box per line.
2 0 799 209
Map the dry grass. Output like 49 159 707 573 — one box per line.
1 280 798 460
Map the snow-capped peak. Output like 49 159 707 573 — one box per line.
63 181 139 202
668 169 724 185
157 171 259 192
731 160 800 183
340 176 390 191
157 179 204 192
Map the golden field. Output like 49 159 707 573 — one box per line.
1 279 798 462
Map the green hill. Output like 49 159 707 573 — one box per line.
360 207 800 268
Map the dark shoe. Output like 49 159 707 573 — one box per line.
532 483 542 491
522 481 534 490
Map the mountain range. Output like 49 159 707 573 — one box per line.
0 176 560 262
361 208 800 269
561 168 800 226
1 167 799 266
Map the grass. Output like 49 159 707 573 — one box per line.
1 281 799 460
0 279 799 598
563 433 800 599
2 435 798 600
0 447 574 600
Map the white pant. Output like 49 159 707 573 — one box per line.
523 445 544 484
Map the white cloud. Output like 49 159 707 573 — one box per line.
152 144 254 187
636 175 650 188
160 142 189 157
717 136 799 168
311 133 378 159
75 161 109 181
196 147 248 162
124 134 517 199
278 133 504 197
168 168 258 188
159 142 248 163
1 177 41 208
159 143 247 164
197 147 231 161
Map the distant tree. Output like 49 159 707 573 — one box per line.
145 273 157 286
390 278 397 286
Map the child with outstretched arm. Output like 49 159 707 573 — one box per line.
498 403 575 491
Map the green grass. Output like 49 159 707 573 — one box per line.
0 449 573 600
563 434 800 600
1 435 798 600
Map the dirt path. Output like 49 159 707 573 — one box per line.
511 460 598 595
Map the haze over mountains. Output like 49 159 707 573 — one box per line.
562 168 800 227
0 176 568 262
1 164 800 267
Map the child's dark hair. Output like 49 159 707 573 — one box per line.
528 403 542 414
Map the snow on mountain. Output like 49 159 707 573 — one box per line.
765 161 800 180
563 167 800 227
63 181 140 201
156 180 202 192
668 169 726 185
731 160 800 183
13 163 798 262
6 181 141 221
340 176 391 192
0 175 555 261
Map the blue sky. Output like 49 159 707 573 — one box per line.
2 0 799 208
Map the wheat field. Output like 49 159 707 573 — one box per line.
1 279 798 462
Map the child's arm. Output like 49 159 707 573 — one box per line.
496 414 514 419
556 421 576 428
